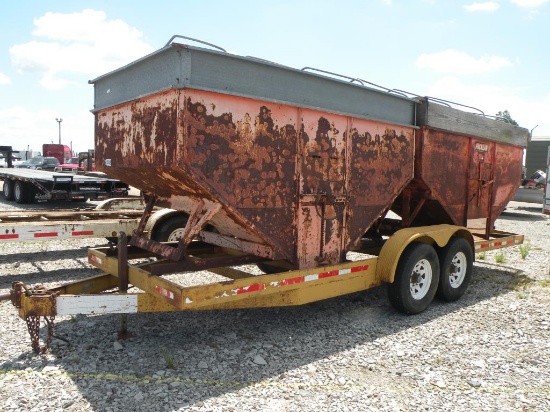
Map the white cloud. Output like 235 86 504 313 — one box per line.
510 0 549 7
0 106 94 153
40 71 79 90
0 72 10 85
424 76 549 134
464 2 501 11
416 49 512 75
9 9 154 90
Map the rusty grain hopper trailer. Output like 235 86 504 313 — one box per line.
7 36 529 352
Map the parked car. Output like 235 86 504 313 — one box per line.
54 157 85 173
521 170 546 189
55 155 96 173
15 156 60 171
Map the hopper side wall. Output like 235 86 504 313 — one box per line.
95 88 415 268
413 127 524 228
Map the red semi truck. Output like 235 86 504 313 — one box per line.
42 143 72 164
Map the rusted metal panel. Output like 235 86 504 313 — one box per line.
467 139 495 220
413 128 470 225
297 110 347 267
95 89 180 175
296 112 415 267
92 42 526 267
490 142 524 222
411 127 524 235
95 86 416 269
346 118 415 250
183 90 297 259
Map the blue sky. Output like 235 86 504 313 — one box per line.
1 0 548 154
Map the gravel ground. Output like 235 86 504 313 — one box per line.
0 199 549 412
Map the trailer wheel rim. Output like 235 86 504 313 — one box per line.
167 228 185 242
409 258 433 300
14 182 22 200
448 251 467 288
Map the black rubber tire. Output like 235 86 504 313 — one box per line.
387 242 440 314
436 237 473 302
151 214 189 242
14 181 28 204
3 179 14 201
151 212 221 242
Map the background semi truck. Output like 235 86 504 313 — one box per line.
7 37 529 352
42 143 72 164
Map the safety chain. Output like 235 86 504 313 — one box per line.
11 282 57 354
26 317 53 354
26 292 57 354
10 281 27 308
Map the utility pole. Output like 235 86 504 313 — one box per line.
530 125 538 139
55 118 63 144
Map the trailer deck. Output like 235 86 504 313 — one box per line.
7 226 522 353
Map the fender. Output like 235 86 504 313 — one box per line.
376 224 474 283
145 208 187 239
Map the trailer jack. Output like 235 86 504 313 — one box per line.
10 282 57 354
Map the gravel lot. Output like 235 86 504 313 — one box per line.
0 199 549 412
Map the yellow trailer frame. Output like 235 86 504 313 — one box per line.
7 224 523 353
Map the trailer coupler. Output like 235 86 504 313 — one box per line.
10 282 58 354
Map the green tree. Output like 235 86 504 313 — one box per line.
495 110 519 126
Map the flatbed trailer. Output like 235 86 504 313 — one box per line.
0 198 198 243
0 202 142 243
4 36 531 352
0 167 129 204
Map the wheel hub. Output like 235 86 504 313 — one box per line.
410 258 432 300
448 252 467 288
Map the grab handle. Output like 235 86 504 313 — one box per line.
165 35 226 52
301 67 364 85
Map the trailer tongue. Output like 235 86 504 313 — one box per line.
6 36 529 352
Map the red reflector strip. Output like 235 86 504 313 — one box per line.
319 270 339 279
89 254 102 265
476 238 518 250
280 276 305 286
72 231 94 236
34 232 58 238
0 234 19 239
235 283 266 295
155 286 175 300
228 263 370 297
